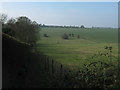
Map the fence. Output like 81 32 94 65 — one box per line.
39 54 65 76
35 51 118 88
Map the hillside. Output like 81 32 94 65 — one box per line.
2 33 32 88
2 33 60 88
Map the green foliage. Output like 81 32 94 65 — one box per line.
2 15 40 45
14 16 39 44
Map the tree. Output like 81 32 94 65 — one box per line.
69 34 71 37
62 34 69 39
81 25 84 28
71 34 74 37
1 15 40 45
6 18 16 32
2 18 16 36
7 18 16 25
15 16 39 45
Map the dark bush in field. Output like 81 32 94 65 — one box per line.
69 33 71 36
81 25 85 28
62 34 69 39
43 34 49 37
72 34 74 37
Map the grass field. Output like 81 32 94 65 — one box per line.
36 27 118 70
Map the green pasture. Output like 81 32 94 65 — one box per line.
36 27 118 70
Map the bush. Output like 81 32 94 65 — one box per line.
62 34 69 39
43 34 49 37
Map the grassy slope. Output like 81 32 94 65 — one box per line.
36 27 118 69
40 27 118 43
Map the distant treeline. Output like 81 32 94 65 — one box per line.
40 24 117 29
40 24 85 28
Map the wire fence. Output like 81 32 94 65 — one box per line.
35 51 118 89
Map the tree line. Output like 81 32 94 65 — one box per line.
0 13 40 46
41 24 85 28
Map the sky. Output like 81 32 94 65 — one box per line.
0 0 119 2
1 2 118 28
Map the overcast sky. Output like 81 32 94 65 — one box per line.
1 2 118 28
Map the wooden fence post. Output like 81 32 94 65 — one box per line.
47 57 49 72
45 56 46 71
52 59 54 74
60 64 63 76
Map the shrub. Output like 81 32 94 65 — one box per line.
62 34 69 39
43 34 49 37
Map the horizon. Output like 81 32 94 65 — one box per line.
1 2 118 28
39 24 118 28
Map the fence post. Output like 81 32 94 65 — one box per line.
52 59 54 74
47 57 49 72
45 56 46 71
60 64 63 76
